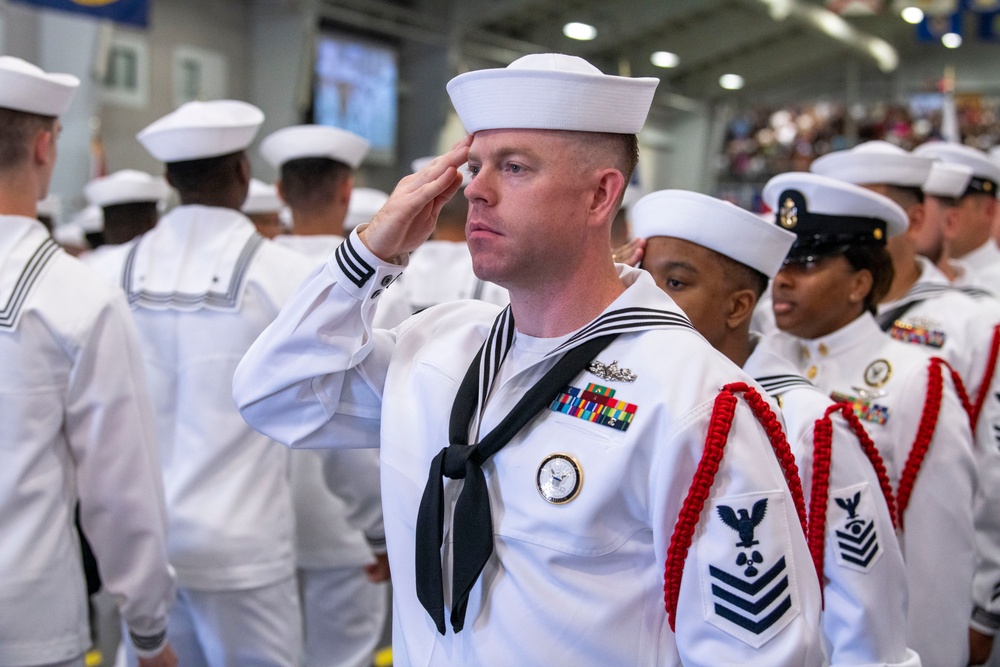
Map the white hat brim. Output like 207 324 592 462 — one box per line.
447 68 658 134
632 190 796 279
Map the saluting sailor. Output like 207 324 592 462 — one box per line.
812 142 1000 661
234 53 824 665
0 56 176 667
628 189 917 666
758 171 977 666
913 142 1000 293
91 100 314 667
391 157 508 315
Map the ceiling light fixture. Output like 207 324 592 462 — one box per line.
900 6 924 24
942 32 962 48
650 51 680 68
719 73 745 90
563 22 597 41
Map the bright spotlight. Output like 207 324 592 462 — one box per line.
563 22 597 41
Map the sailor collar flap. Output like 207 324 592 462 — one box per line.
121 206 263 312
0 216 60 332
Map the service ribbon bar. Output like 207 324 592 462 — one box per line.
831 391 890 426
888 322 946 349
549 383 637 432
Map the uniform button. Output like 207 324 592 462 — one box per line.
800 346 811 360
381 275 393 287
806 365 817 380
371 289 382 299
818 343 829 356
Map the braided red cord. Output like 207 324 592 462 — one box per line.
663 387 736 631
896 358 944 530
832 403 898 529
938 358 974 432
972 325 1000 430
663 382 811 630
738 384 809 531
808 411 833 591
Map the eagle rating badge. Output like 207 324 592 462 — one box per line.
832 484 881 572
698 490 799 647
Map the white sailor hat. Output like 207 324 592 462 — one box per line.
137 100 264 163
762 172 908 262
810 141 933 188
0 56 79 117
411 155 473 187
345 187 389 231
632 190 796 279
242 178 283 215
261 125 370 170
52 221 87 247
85 170 169 208
912 142 1000 197
70 204 104 234
37 193 62 219
990 145 1000 168
447 53 658 134
923 161 974 198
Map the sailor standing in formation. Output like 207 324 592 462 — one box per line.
0 56 176 667
234 53 824 666
629 189 917 666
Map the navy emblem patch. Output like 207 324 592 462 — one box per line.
698 491 799 647
832 484 882 573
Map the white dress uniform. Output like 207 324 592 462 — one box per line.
394 240 508 315
91 205 312 666
745 345 918 667
877 256 1000 637
0 216 174 665
273 231 391 667
233 228 825 666
759 313 977 666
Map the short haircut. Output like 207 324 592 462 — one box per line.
884 184 924 207
0 107 55 171
718 251 769 300
555 131 639 205
280 157 351 212
166 151 244 198
844 244 895 315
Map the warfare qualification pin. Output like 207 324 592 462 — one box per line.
863 359 892 388
587 359 637 383
537 454 582 504
779 198 798 229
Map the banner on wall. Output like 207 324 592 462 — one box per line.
9 0 148 27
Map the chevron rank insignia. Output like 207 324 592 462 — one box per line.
832 483 882 573
698 490 799 647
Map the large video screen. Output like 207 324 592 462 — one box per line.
313 31 398 165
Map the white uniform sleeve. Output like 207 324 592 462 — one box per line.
655 396 825 666
234 229 406 450
64 291 175 656
818 414 918 667
968 326 1000 635
321 448 386 552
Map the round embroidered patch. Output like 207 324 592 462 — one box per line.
537 454 582 504
863 359 892 388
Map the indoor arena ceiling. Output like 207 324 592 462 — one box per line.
321 0 930 100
